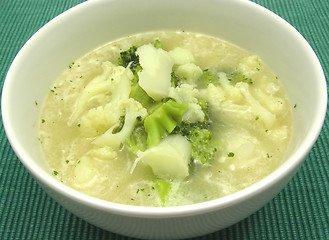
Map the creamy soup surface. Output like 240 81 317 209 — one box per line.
39 31 292 207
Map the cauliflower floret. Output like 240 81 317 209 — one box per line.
200 82 275 129
74 156 97 186
236 82 275 128
93 98 148 149
217 72 243 102
237 55 262 79
175 63 203 85
200 83 226 104
74 146 117 187
218 128 263 169
79 103 123 136
69 61 133 124
87 146 118 161
252 88 285 114
169 47 195 65
74 62 133 136
168 83 204 122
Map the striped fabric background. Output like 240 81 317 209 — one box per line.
1 0 328 239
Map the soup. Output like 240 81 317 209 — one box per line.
39 31 292 207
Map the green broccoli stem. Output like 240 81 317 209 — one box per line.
154 179 171 206
144 99 188 148
125 123 148 154
129 83 155 109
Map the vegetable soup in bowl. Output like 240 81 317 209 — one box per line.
1 0 327 239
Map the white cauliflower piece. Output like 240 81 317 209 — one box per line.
79 103 123 136
237 55 262 79
175 63 203 85
69 61 133 124
76 63 133 136
236 82 275 128
87 145 118 161
93 99 148 149
137 134 191 180
252 88 285 114
168 83 204 122
74 146 117 186
169 47 194 65
136 44 174 101
200 82 274 130
217 72 243 102
200 83 226 104
218 128 263 169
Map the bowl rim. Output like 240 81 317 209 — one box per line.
1 0 327 219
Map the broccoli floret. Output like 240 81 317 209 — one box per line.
172 100 216 164
171 71 184 88
144 99 188 147
153 39 164 49
228 71 253 84
118 46 141 74
197 69 218 88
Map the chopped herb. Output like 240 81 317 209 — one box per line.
35 101 38 106
136 188 145 194
131 198 134 201
255 116 259 120
53 170 58 176
41 119 45 123
265 129 269 132
77 124 81 127
66 160 69 164
50 89 55 92
228 152 235 157
266 153 272 158
69 62 75 69
294 104 297 108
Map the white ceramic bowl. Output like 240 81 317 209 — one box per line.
2 0 327 239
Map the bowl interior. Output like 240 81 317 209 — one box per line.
2 0 327 213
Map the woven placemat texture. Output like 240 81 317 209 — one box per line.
1 0 328 239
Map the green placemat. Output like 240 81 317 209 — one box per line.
1 1 328 239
